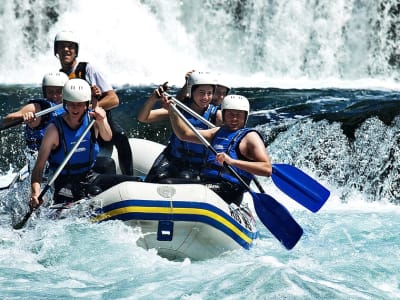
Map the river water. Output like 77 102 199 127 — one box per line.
1 85 399 299
1 0 400 299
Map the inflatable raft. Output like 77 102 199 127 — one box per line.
83 181 258 261
75 138 258 260
16 137 328 254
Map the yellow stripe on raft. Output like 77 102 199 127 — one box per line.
91 206 252 244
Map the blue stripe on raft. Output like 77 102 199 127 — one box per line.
92 199 257 249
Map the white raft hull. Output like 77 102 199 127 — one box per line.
100 137 165 177
86 181 258 261
47 138 258 260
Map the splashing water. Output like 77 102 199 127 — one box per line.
0 0 399 87
1 1 400 298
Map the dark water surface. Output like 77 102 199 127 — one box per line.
2 85 400 203
1 85 400 299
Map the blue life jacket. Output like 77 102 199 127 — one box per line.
201 127 262 186
166 103 219 167
24 99 65 151
49 113 98 175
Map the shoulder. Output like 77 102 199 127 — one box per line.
83 61 94 71
151 107 169 118
85 63 112 91
46 123 59 135
29 98 51 109
241 130 265 148
82 61 97 78
41 123 60 148
242 129 263 140
85 61 104 76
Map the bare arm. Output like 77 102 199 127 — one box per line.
168 101 217 144
217 131 272 177
30 124 59 209
90 106 112 141
175 70 195 101
137 87 169 123
168 97 272 177
95 89 119 111
86 64 119 110
175 86 188 101
4 103 42 128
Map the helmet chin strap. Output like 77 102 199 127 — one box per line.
78 102 90 123
63 100 68 114
78 112 85 123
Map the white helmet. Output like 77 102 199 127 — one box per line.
63 78 91 103
187 71 217 98
215 75 230 93
221 95 250 123
54 30 79 56
42 71 69 87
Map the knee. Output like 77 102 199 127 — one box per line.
93 156 116 174
145 171 168 183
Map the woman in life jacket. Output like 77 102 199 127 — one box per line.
167 95 272 205
175 70 230 107
29 79 139 209
213 76 230 107
138 71 223 183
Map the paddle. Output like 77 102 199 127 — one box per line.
164 92 330 212
0 165 28 190
0 103 63 132
0 104 63 190
164 92 215 127
13 117 96 230
0 171 19 190
272 164 330 213
164 93 269 188
169 104 303 250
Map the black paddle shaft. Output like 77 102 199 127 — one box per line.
165 92 329 208
170 104 252 190
13 117 96 230
165 93 267 194
1 103 63 132
170 104 304 249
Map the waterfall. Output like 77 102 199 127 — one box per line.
0 0 398 87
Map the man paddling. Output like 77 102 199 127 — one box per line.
53 30 134 175
166 94 272 205
29 79 139 208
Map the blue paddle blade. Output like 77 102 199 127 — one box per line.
250 191 303 250
272 164 330 213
